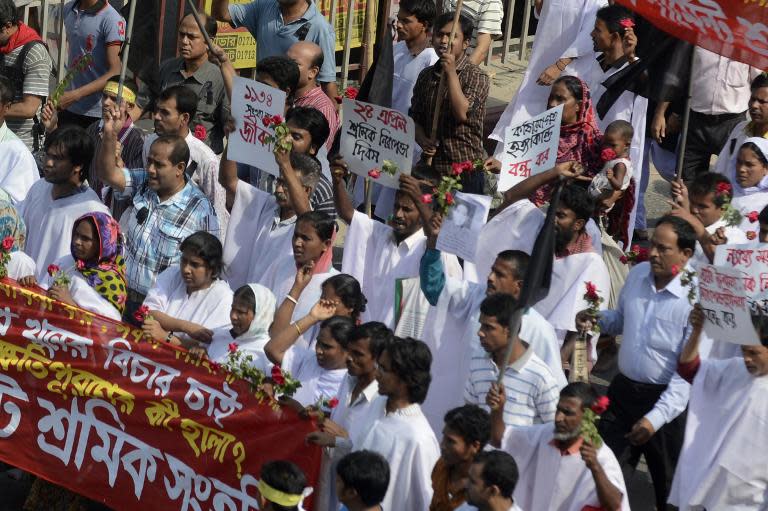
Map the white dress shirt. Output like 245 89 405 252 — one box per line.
690 48 761 116
599 262 700 431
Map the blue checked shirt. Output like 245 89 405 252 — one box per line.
119 168 219 295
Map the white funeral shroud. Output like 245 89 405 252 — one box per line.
421 275 566 434
19 180 110 281
223 180 295 290
261 256 339 349
43 254 123 321
503 423 630 511
143 266 233 336
341 210 462 328
464 200 602 283
533 251 610 342
490 0 608 141
669 357 768 510
354 397 440 511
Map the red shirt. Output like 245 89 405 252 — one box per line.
295 85 339 151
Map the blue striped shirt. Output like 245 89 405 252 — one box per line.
464 347 559 427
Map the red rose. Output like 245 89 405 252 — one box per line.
461 161 474 172
619 18 635 29
47 264 60 276
228 342 238 353
715 182 732 195
133 305 150 323
209 361 221 372
421 193 433 204
600 148 617 162
272 115 284 125
670 264 680 276
747 231 757 240
85 34 95 52
1 236 13 251
591 395 610 414
619 255 628 264
193 124 207 141
748 210 759 223
630 244 641 254
636 247 649 261
451 162 464 176
445 192 454 205
344 87 359 99
328 397 339 409
271 365 286 385
368 168 381 179
585 281 597 295
262 115 272 127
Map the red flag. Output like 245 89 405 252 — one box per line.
615 0 768 70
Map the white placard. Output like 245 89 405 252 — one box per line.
698 264 760 345
436 192 492 262
340 99 414 189
714 242 768 313
498 104 563 192
228 77 287 177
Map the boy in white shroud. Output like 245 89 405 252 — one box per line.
669 306 768 510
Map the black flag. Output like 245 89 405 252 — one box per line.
356 24 394 108
517 182 562 309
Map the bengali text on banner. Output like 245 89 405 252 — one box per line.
0 279 321 511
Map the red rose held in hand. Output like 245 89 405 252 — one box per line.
445 192 454 205
193 125 207 141
451 162 464 176
600 148 617 162
271 115 284 125
715 182 732 195
421 193 433 204
228 342 238 353
591 395 610 414
328 397 339 409
271 365 286 385
262 116 272 127
47 264 60 276
1 236 14 251
619 18 635 29
133 305 150 322
748 211 759 223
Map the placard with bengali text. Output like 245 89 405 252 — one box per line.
229 77 287 177
341 99 414 189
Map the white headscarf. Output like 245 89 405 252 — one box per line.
733 137 768 196
240 283 276 342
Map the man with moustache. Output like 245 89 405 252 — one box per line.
141 13 229 154
488 382 629 510
577 215 699 510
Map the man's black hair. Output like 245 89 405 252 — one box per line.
479 293 517 328
286 106 330 152
336 450 391 506
44 125 95 182
260 460 307 511
399 0 437 28
689 172 733 208
348 321 394 359
560 183 595 223
377 336 432 404
596 4 635 35
433 12 473 41
0 75 13 104
655 214 697 252
151 134 191 167
158 84 198 119
0 0 19 26
472 450 519 499
443 404 491 448
495 250 529 280
257 56 300 97
559 382 598 410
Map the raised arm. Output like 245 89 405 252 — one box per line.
218 147 239 211
499 161 583 212
441 53 470 123
208 44 236 100
274 147 311 215
678 304 704 384
265 299 337 365
211 0 233 23
580 443 625 511
269 264 314 338
330 156 354 224
97 103 128 192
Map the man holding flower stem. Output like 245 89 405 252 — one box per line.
576 215 701 511
488 382 628 510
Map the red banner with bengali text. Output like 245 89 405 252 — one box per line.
616 0 768 71
0 279 321 510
